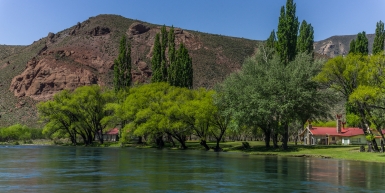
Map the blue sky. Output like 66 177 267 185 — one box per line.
0 0 384 45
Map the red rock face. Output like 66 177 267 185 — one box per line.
10 58 98 101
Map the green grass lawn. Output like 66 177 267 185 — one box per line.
9 139 385 163
193 141 385 163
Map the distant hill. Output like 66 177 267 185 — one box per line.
0 14 258 127
314 34 375 58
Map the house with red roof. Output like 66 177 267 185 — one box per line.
103 128 119 142
300 115 368 145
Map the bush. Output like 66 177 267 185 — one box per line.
0 124 45 142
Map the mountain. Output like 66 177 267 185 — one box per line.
0 14 258 127
314 34 375 58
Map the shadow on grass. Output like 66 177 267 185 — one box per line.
228 144 358 153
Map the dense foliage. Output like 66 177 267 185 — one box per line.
38 85 113 145
276 0 299 64
217 45 331 150
0 124 44 142
349 31 369 55
316 53 385 151
373 20 385 55
113 35 132 91
151 26 193 88
297 20 314 54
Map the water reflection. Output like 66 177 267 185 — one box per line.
0 145 383 192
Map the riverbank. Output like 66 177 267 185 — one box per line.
124 141 385 163
5 139 385 163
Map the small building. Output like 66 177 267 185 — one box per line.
300 115 377 145
103 128 119 142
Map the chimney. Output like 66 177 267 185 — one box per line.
336 114 342 133
308 120 312 130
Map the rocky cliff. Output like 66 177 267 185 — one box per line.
314 34 375 58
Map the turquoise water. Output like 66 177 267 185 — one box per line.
0 145 384 192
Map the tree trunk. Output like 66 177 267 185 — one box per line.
272 132 279 148
214 139 222 152
156 135 164 148
264 129 271 148
137 136 143 144
200 139 210 151
282 124 289 150
372 139 379 152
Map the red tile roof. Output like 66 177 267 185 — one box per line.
309 127 364 137
105 128 119 135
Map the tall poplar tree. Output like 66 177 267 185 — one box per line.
276 0 299 65
297 20 314 54
160 25 168 81
151 34 162 83
151 25 193 88
266 30 276 49
113 35 131 91
168 26 178 86
355 31 369 55
373 20 385 55
176 43 193 89
349 39 356 54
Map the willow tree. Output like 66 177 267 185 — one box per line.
38 85 112 145
316 54 385 151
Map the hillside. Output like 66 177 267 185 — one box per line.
0 14 258 127
314 34 375 58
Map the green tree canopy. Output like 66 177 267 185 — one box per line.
276 0 299 65
316 54 385 151
217 44 331 149
266 30 276 50
113 35 131 91
373 20 385 55
349 39 356 54
38 85 112 145
151 34 163 83
351 31 369 55
297 20 314 54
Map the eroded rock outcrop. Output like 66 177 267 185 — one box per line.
10 58 97 100
89 26 110 36
128 22 150 35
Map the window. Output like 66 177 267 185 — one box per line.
332 137 335 141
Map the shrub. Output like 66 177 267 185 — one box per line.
0 124 45 142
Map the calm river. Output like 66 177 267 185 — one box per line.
0 145 384 192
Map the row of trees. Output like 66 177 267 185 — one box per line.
38 83 231 151
152 26 193 88
349 20 384 55
104 83 230 151
266 0 315 66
